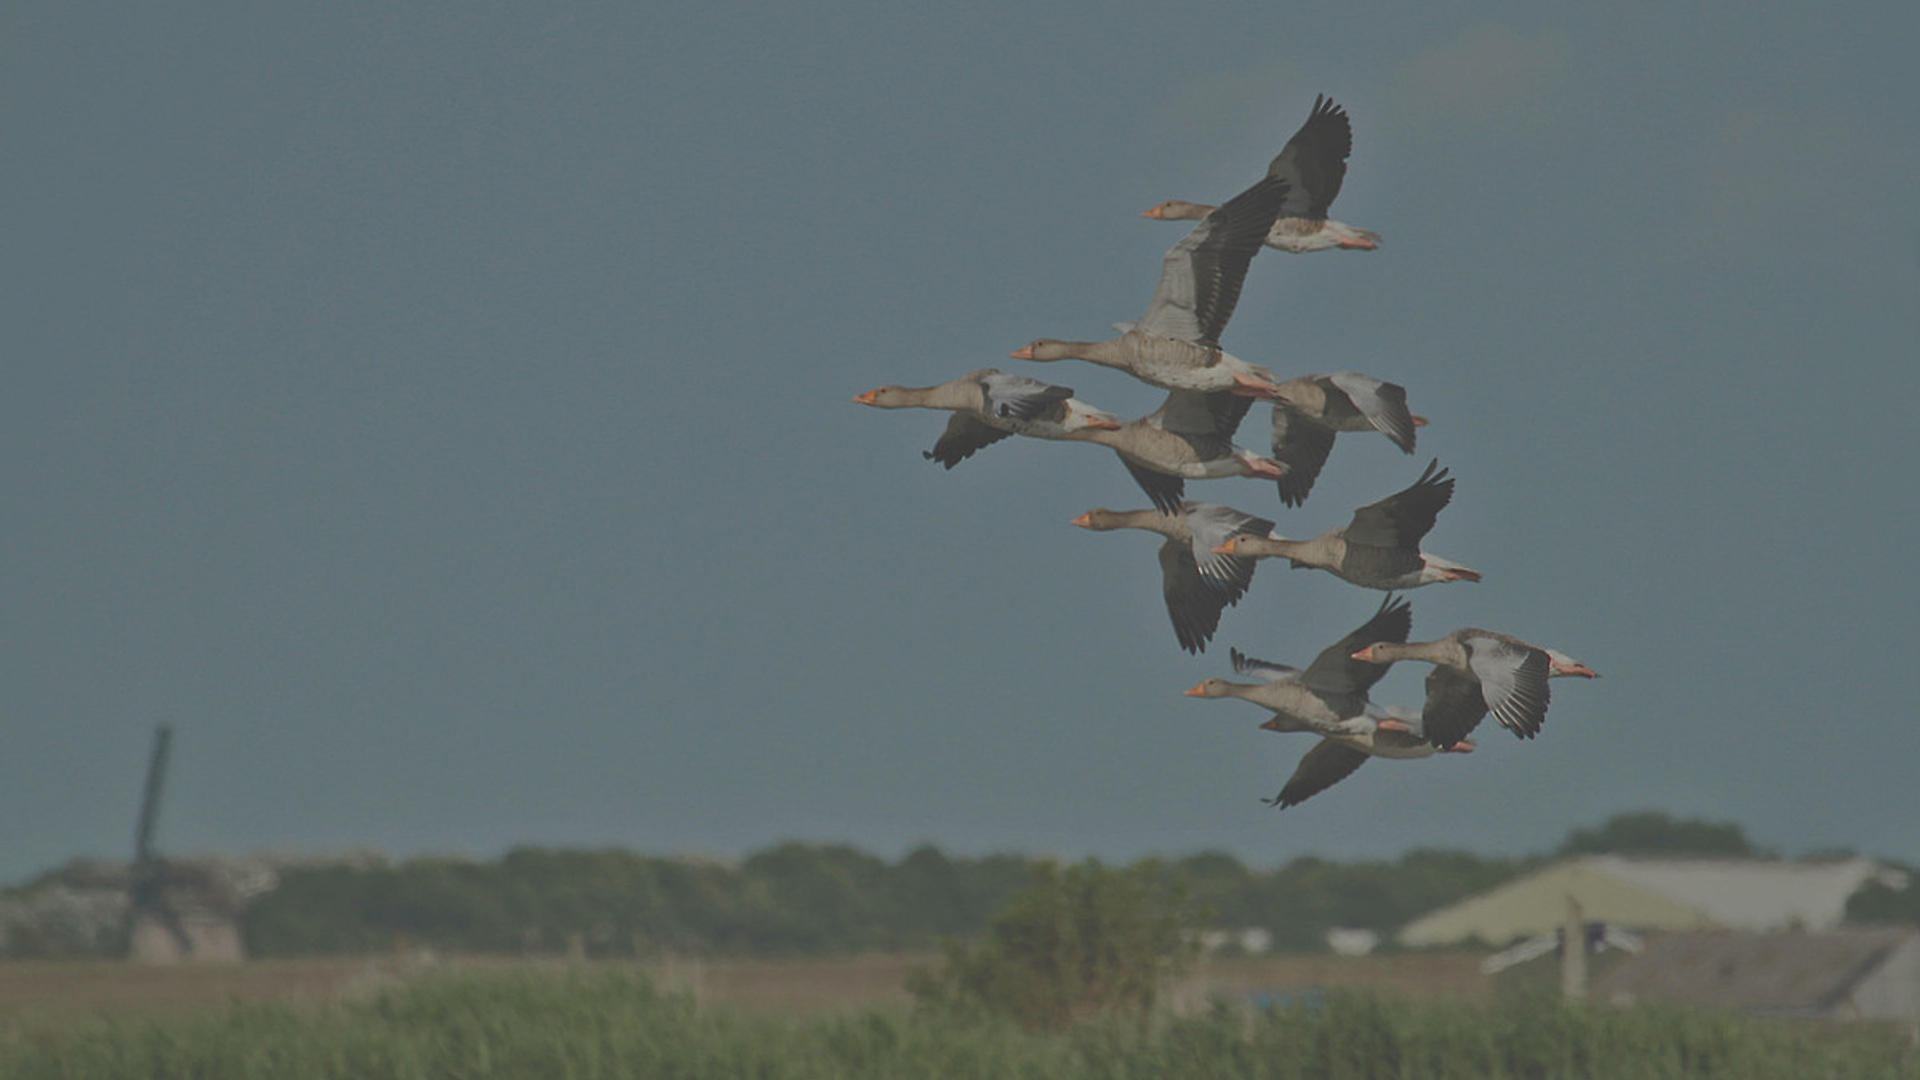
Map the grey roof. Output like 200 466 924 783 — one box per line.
1593 928 1920 1018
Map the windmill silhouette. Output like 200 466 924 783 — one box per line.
124 725 198 959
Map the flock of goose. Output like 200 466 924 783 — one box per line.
857 96 1596 809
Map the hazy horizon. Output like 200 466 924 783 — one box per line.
4 784 1895 887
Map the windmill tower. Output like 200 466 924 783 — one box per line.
125 725 246 963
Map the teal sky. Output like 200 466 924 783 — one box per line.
6 1 1917 883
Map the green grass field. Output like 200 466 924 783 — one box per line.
3 965 1916 1079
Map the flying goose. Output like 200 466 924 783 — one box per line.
1263 705 1473 809
1142 94 1379 253
1071 501 1276 653
1213 460 1479 589
1063 389 1286 513
1351 629 1557 749
1265 372 1424 507
1011 107 1311 396
853 368 1120 468
1184 594 1412 734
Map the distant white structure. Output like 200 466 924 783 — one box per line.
1399 856 1906 949
1194 927 1274 955
1481 923 1643 975
1325 927 1380 957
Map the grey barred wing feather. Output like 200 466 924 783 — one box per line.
924 414 1014 469
1152 389 1254 441
1121 457 1188 515
1268 740 1370 809
1134 226 1209 344
1157 540 1236 654
1420 666 1489 750
1135 174 1291 346
1340 460 1454 580
976 369 1074 422
1324 372 1417 453
1467 635 1552 739
1345 460 1452 548
1266 94 1354 222
1269 374 1415 507
1184 503 1274 594
1269 406 1337 507
1301 593 1413 704
1229 647 1300 683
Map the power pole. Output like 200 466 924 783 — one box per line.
1560 894 1586 1000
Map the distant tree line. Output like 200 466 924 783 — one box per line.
1845 872 1920 925
240 843 1034 958
236 841 1547 959
11 811 1910 960
1555 810 1764 859
235 811 1790 959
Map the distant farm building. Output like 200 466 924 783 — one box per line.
1196 927 1274 955
1398 856 1906 949
1595 928 1920 1024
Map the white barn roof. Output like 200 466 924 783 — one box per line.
1587 856 1904 932
1398 856 1907 949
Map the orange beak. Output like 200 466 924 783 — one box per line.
1009 345 1035 360
1350 647 1374 662
1083 415 1122 430
853 390 878 405
1411 414 1430 428
1211 541 1236 555
1183 684 1206 697
1141 206 1165 219
1070 513 1092 528
1259 717 1282 732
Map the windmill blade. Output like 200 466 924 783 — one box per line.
133 725 173 870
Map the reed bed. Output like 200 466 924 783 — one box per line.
3 967 1914 1079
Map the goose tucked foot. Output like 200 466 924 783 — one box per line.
1229 373 1284 398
